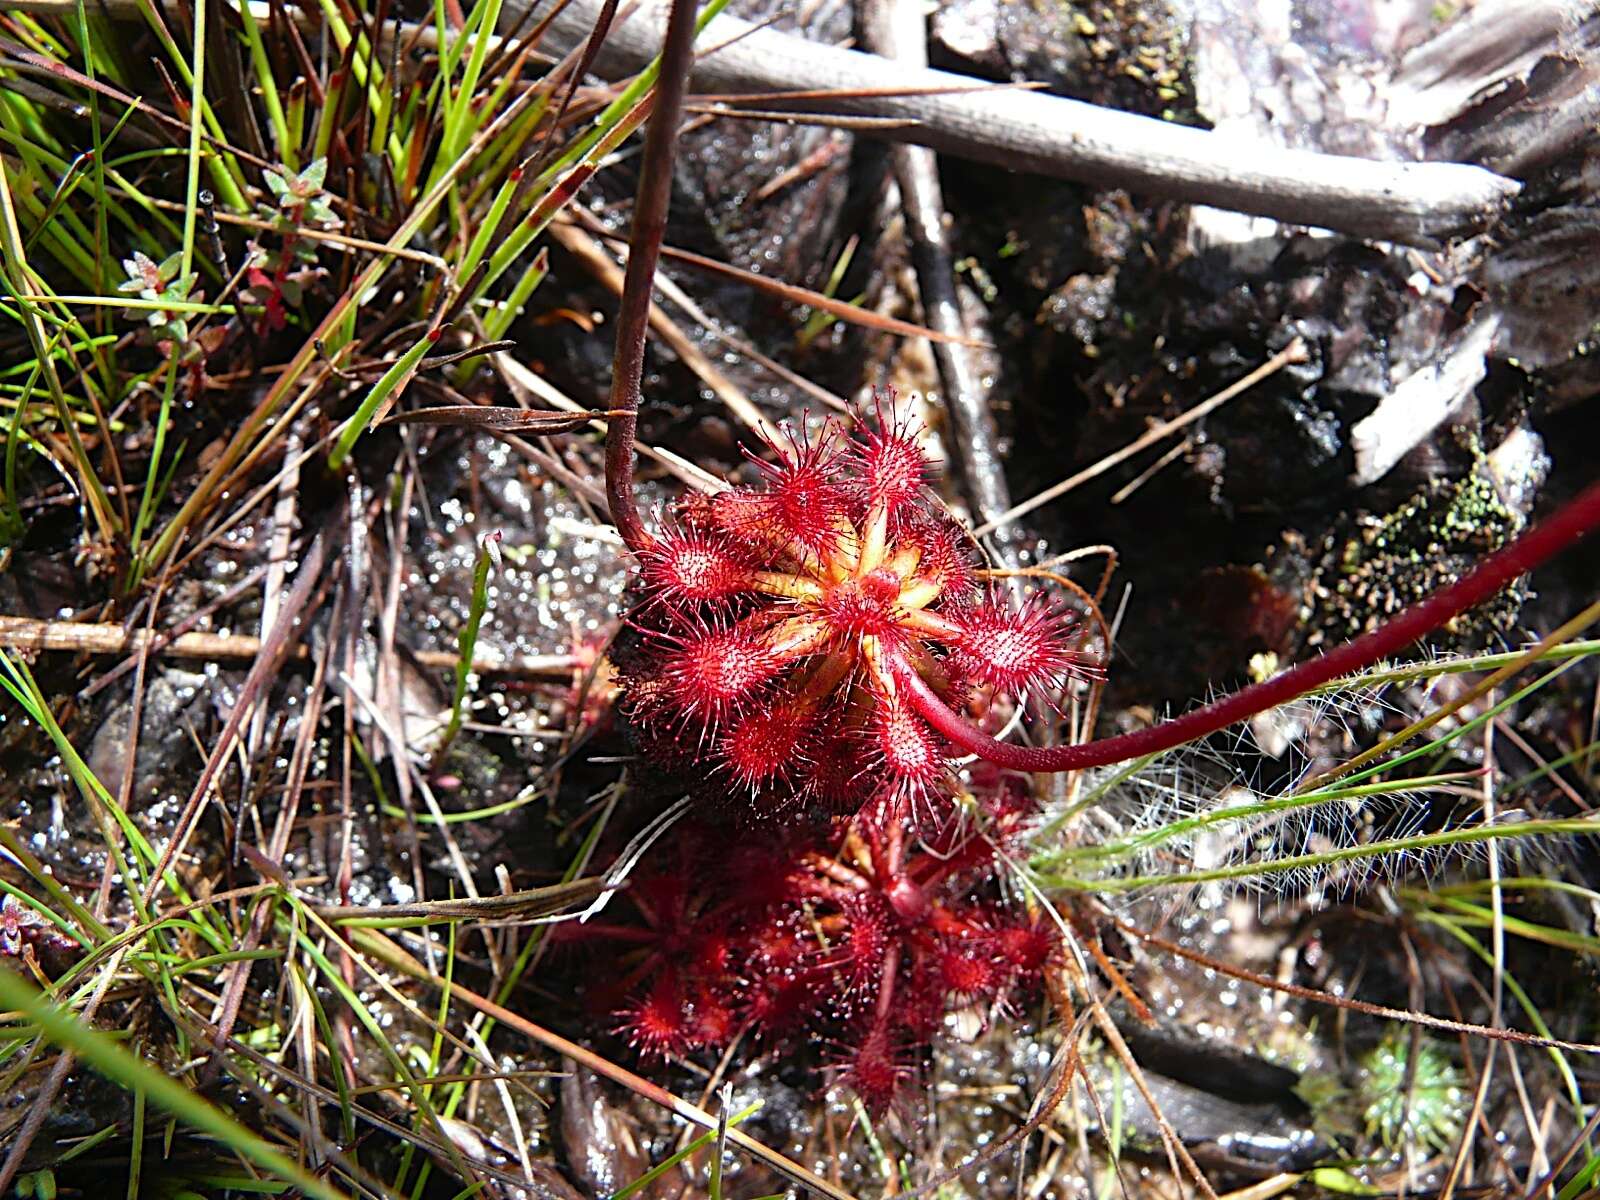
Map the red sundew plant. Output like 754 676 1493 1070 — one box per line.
594 12 1600 786
614 409 1102 814
787 798 1059 1112
562 790 1057 1112
562 830 745 1058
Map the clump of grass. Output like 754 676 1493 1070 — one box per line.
0 0 755 1192
1019 622 1600 1189
1028 629 1600 899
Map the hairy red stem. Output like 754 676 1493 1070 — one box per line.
898 478 1600 772
604 0 700 552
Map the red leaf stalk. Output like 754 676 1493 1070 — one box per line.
895 477 1600 772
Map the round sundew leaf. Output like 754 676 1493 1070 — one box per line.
639 524 756 606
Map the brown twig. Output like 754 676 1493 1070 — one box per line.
0 616 581 679
490 347 731 496
898 1008 1090 1199
972 338 1308 537
9 0 1527 243
633 234 989 348
349 926 859 1200
1118 918 1600 1055
857 0 1015 553
553 221 778 439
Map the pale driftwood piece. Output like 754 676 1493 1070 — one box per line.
1391 0 1595 130
517 0 1520 247
0 616 579 679
1349 315 1501 487
4 0 1520 244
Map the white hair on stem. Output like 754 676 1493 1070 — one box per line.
1023 660 1597 913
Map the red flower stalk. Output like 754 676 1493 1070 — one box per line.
573 0 1068 1119
891 475 1600 773
613 410 1100 812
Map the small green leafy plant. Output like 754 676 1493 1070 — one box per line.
1360 1032 1468 1154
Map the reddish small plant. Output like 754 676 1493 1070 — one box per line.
581 854 743 1057
614 408 1101 814
563 789 1056 1112
243 159 340 337
784 797 1058 1111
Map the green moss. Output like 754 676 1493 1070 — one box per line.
1315 461 1526 648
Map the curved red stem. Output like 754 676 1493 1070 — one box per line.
604 0 700 553
899 478 1600 773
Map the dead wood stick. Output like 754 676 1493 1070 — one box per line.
0 616 579 679
518 0 1518 247
858 0 1015 556
14 0 1519 243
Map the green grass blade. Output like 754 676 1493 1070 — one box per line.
609 1101 763 1200
235 0 293 168
1043 816 1599 893
480 246 548 342
125 356 180 583
178 0 207 281
0 360 39 543
435 530 500 757
327 326 439 468
0 164 122 538
436 0 507 170
0 970 348 1200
